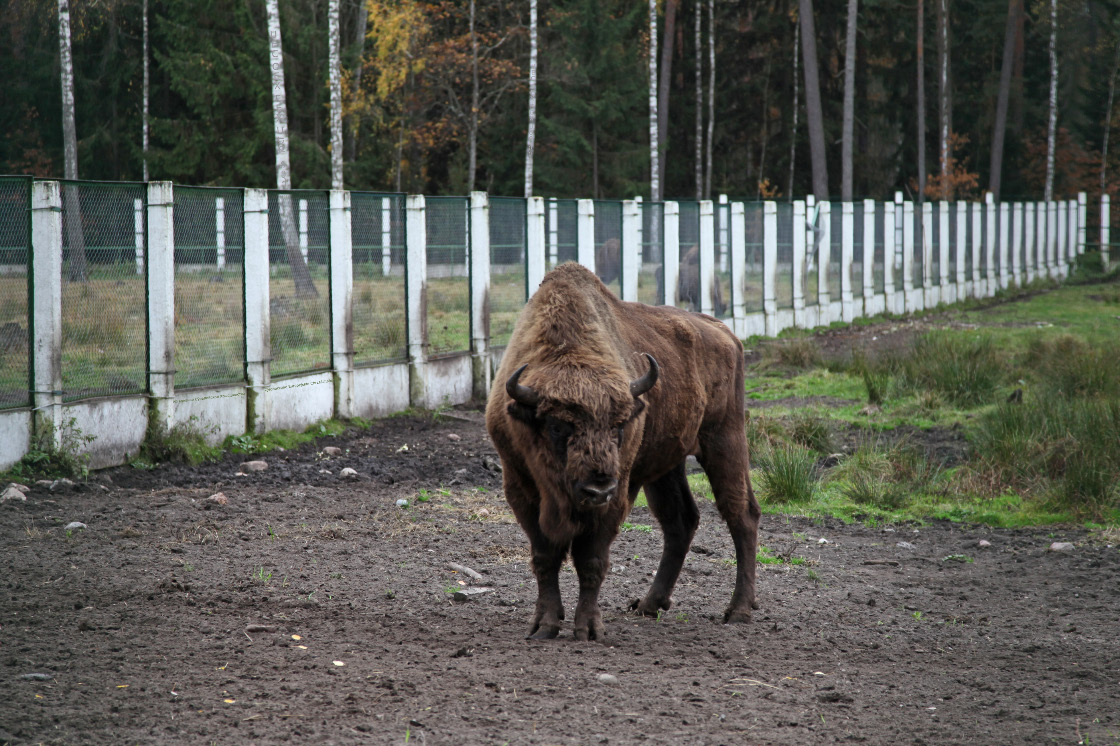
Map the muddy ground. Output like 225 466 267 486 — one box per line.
3 310 1120 745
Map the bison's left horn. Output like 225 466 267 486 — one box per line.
630 354 660 398
506 364 540 408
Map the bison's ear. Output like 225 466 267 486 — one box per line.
507 401 539 426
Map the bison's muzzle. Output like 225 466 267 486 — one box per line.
574 476 618 506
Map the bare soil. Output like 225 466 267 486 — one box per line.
3 307 1119 745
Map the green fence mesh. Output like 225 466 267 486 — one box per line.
351 192 407 365
426 197 470 356
489 197 527 349
639 202 664 305
173 186 245 388
0 177 30 410
545 199 578 271
592 200 622 296
59 180 147 402
677 201 700 311
743 202 764 313
268 190 331 378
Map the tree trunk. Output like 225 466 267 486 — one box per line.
917 0 926 205
1044 0 1057 201
649 0 660 202
345 0 368 164
1101 34 1120 195
329 0 344 190
657 0 678 194
799 0 828 200
524 0 538 198
841 0 857 201
788 9 800 199
704 0 714 199
57 0 87 282
266 0 318 299
468 0 479 193
989 0 1020 202
694 0 702 200
142 0 149 182
936 0 951 193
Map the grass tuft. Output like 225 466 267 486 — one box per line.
755 442 819 504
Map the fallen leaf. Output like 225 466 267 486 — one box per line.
117 684 129 689
332 660 345 667
294 645 307 650
224 698 236 704
291 634 302 641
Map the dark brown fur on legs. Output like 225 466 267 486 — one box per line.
485 263 757 640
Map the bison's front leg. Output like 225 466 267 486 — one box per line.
527 539 567 639
569 529 613 641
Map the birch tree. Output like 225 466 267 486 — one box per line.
329 0 344 190
657 0 678 194
695 0 703 199
841 0 857 201
989 0 1021 202
649 0 659 202
1044 0 1057 201
142 0 149 182
58 0 87 282
936 0 951 193
524 0 538 198
916 0 926 204
788 9 799 199
799 0 828 200
266 0 318 298
704 0 714 200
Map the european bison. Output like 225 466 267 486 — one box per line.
678 244 726 316
485 263 760 641
595 238 621 286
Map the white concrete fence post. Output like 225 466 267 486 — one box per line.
31 181 63 449
380 197 392 277
576 199 594 271
882 199 896 313
730 201 746 334
718 194 729 273
406 194 429 408
954 201 966 297
133 198 145 275
862 199 875 316
547 198 559 268
902 200 916 311
298 198 309 264
818 200 832 321
621 199 640 302
763 201 778 337
664 202 680 306
985 195 997 296
998 202 1010 289
216 197 226 270
699 200 716 316
792 200 807 326
1101 195 1111 269
469 191 491 400
1012 202 1024 284
1047 201 1058 278
147 181 176 434
1057 201 1068 278
526 196 546 295
938 200 950 303
970 203 982 296
329 190 354 418
243 188 271 433
922 202 934 306
840 201 854 321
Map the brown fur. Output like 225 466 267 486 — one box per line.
678 244 726 316
486 262 760 641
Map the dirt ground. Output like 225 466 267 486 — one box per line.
3 307 1120 745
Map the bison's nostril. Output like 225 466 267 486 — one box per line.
577 479 618 504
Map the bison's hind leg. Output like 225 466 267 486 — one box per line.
629 461 699 617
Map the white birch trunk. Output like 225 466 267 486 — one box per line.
524 0 538 198
143 0 149 182
705 0 714 200
789 14 800 198
1044 0 1058 202
694 0 703 200
267 0 317 297
58 0 87 281
938 0 950 189
329 0 344 190
649 0 659 202
841 0 857 201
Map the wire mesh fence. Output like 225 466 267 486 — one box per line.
912 207 925 288
873 202 886 294
677 201 701 311
545 199 578 271
743 203 764 313
0 177 30 410
490 197 527 348
351 193 407 365
593 200 622 296
1110 198 1120 271
268 190 330 378
930 204 942 286
713 201 732 319
638 202 665 305
828 207 842 300
852 203 865 299
805 203 819 305
59 180 147 402
426 197 470 356
173 186 245 388
775 202 794 309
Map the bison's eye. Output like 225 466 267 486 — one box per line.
615 426 624 445
544 417 574 449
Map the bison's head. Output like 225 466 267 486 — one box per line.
505 354 659 509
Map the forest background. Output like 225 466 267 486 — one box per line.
2 0 1119 203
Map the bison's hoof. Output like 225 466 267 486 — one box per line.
574 620 604 642
527 623 561 640
629 597 671 617
722 607 753 624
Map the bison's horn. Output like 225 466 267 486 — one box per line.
630 354 660 398
506 364 540 408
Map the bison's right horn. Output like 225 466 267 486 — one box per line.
506 364 540 408
630 354 660 398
